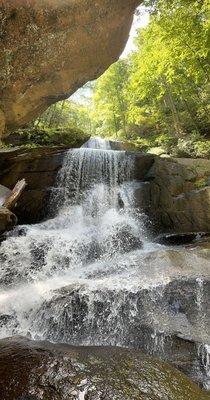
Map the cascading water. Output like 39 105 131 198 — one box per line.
81 136 111 150
0 138 209 389
0 141 147 341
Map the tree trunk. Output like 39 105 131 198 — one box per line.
163 78 182 137
113 112 118 139
48 103 57 128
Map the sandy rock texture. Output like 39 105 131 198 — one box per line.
0 0 139 134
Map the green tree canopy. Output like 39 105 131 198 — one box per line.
93 60 130 139
92 0 209 156
128 0 209 136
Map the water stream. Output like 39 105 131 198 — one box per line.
0 140 148 339
0 138 209 388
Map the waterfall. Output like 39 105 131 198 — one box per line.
0 144 147 340
196 278 210 390
0 138 209 389
52 147 134 212
198 344 210 390
81 137 111 150
196 278 206 337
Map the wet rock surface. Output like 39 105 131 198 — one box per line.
0 242 209 388
0 148 155 224
0 147 66 223
30 274 210 388
0 146 210 395
0 336 208 400
0 0 138 134
137 157 210 233
0 206 17 236
155 232 210 246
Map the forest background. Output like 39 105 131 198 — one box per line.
4 0 210 158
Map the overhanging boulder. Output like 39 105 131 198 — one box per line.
0 0 139 134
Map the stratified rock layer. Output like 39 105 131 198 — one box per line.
0 0 139 134
0 146 66 223
0 148 154 224
0 336 208 400
137 157 210 233
1 147 210 233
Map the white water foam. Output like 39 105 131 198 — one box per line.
0 140 209 390
0 146 150 339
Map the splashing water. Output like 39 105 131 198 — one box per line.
196 278 206 337
0 140 209 390
0 146 149 340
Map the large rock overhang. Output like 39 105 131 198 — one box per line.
0 0 140 134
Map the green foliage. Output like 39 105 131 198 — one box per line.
92 60 130 139
3 99 91 148
42 127 90 147
193 141 210 158
92 0 209 158
35 99 92 135
128 0 209 137
3 127 90 148
195 178 208 189
172 138 210 158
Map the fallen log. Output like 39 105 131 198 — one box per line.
3 179 27 210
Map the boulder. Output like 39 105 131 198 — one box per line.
0 0 139 134
138 157 210 234
0 184 11 206
156 232 210 246
0 336 208 400
0 206 17 235
0 147 66 223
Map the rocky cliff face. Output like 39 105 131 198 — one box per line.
0 148 209 234
0 148 155 225
0 0 139 134
0 147 66 224
136 157 210 234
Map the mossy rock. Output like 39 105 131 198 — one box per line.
2 127 90 148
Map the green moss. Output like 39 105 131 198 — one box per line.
172 138 210 159
115 132 210 160
195 178 207 189
2 127 90 149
